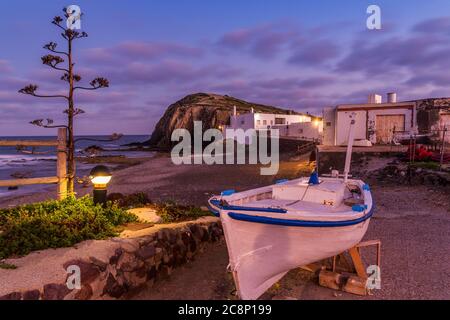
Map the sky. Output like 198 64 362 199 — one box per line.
1 0 450 136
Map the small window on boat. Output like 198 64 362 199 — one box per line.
298 129 303 134
241 120 245 125
326 122 332 127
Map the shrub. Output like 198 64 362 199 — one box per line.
0 196 138 259
107 192 151 208
410 162 441 171
153 201 212 223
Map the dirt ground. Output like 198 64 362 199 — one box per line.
130 184 450 300
1 152 449 300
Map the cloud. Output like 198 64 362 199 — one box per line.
217 23 298 59
0 60 12 73
84 41 203 64
288 40 340 65
413 16 450 34
336 34 450 75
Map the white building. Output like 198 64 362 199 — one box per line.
323 93 417 146
225 106 322 143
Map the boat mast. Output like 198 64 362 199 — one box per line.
344 113 356 183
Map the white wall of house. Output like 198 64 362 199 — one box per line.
229 113 255 131
324 102 417 146
253 113 311 130
323 107 336 146
336 110 368 145
225 112 320 144
439 112 450 143
282 122 323 141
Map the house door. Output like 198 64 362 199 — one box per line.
441 113 450 143
376 115 405 144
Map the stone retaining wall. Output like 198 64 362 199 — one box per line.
0 217 223 300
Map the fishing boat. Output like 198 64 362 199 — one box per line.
207 114 374 300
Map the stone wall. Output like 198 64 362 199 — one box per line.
0 217 223 300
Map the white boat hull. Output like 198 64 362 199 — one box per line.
208 177 374 300
222 214 370 300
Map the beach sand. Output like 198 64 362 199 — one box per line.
0 152 314 208
1 152 449 300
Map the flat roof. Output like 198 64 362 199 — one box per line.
336 102 415 110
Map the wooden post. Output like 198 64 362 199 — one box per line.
57 128 68 200
348 247 368 279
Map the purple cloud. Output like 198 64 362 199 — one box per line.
84 41 203 65
413 16 450 34
217 23 298 59
288 40 340 65
0 60 12 73
336 34 450 75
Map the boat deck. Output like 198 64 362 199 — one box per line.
242 198 363 221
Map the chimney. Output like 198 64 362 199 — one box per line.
368 94 382 104
387 92 397 103
233 105 237 116
251 107 254 114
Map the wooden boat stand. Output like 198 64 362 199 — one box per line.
301 239 381 296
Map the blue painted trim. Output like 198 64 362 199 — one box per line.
227 204 375 228
208 199 287 214
206 202 220 217
363 184 371 191
275 179 289 185
221 189 235 196
352 204 367 212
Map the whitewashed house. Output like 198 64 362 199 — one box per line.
323 93 417 146
224 106 322 143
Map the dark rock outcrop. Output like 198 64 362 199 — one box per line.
148 93 301 150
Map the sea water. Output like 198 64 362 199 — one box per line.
0 135 152 197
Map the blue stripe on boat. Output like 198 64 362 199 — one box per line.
221 189 236 196
227 204 375 228
206 202 220 217
209 199 287 214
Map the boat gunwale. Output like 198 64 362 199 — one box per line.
208 199 287 215
226 203 375 227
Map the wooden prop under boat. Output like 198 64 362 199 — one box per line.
207 176 374 300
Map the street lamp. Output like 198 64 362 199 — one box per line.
89 165 112 206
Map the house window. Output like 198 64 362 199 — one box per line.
270 120 273 125
241 120 245 125
263 120 267 125
256 120 261 125
298 129 304 134
326 122 332 127
275 118 286 125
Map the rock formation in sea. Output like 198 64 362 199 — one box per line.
147 93 300 150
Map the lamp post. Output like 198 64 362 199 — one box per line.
89 165 112 206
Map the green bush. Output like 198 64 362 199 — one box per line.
107 192 151 208
153 201 212 223
410 162 441 171
0 196 138 259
